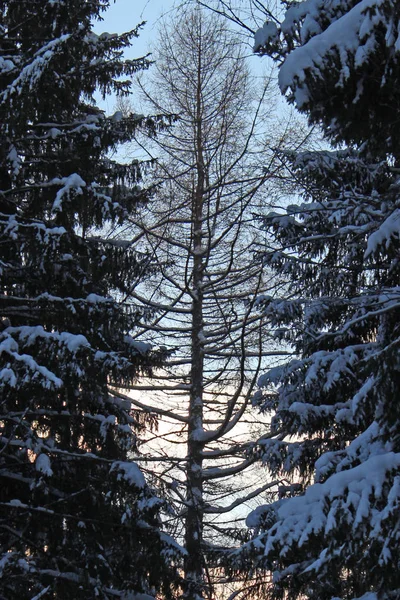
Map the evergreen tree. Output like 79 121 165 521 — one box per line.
233 1 400 599
0 2 181 598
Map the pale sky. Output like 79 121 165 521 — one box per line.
92 1 178 112
96 0 177 57
94 0 268 114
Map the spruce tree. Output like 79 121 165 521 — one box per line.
0 2 181 598
236 1 400 599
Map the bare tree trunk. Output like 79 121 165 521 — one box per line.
185 37 207 598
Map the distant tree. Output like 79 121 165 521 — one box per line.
110 6 300 600
0 1 181 598
228 1 400 599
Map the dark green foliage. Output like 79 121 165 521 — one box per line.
241 2 400 599
0 1 181 598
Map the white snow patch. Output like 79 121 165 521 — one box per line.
2 35 70 101
9 499 24 507
124 336 151 354
52 173 86 213
86 293 109 303
254 21 279 51
279 0 386 106
111 461 145 488
110 110 123 122
248 450 400 558
364 209 400 257
35 453 53 477
0 367 17 387
0 57 15 74
0 333 63 388
59 332 90 353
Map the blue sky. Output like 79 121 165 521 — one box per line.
93 1 268 115
92 1 177 113
96 0 177 57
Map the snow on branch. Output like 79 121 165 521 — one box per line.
278 0 388 106
247 451 400 564
110 461 146 489
1 35 70 102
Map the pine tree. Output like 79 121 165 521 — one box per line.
232 1 400 599
0 2 181 598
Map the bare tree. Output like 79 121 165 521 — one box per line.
196 0 280 38
111 5 297 599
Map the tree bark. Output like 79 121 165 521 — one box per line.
185 25 207 599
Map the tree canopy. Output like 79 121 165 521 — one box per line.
0 1 181 598
238 2 400 599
